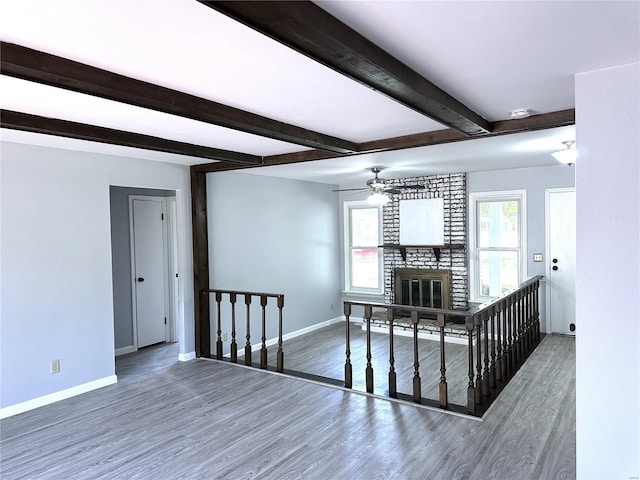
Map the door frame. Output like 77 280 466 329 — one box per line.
166 196 179 343
545 187 576 334
128 195 171 350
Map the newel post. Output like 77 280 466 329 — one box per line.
190 168 210 358
276 295 284 372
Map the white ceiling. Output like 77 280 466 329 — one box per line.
1 0 638 186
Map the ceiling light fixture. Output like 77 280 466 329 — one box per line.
367 189 390 205
510 108 532 119
551 140 576 166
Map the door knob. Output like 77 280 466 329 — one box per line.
552 266 558 271
137 277 145 282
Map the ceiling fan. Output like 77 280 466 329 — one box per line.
333 167 425 194
333 167 425 204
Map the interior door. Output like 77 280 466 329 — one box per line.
131 197 168 348
546 188 576 334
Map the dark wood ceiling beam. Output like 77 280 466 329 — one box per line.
200 1 492 136
360 109 576 153
0 42 358 154
191 147 345 172
359 129 467 153
191 109 575 172
266 109 575 167
192 109 576 172
191 161 247 173
1 109 263 165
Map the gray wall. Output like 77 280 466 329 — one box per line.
1 142 194 413
468 164 576 332
467 164 576 280
207 171 342 347
109 186 175 350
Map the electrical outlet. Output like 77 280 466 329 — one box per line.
50 359 60 374
223 333 228 342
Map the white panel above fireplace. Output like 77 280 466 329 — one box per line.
399 198 444 245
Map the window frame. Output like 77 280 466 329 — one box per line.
468 190 527 302
343 200 384 295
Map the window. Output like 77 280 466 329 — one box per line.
344 201 383 294
469 190 526 300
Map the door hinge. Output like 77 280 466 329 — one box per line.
164 317 167 325
161 213 164 220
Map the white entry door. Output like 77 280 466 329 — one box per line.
546 188 576 334
130 197 168 348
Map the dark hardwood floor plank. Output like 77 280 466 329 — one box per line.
249 322 471 407
1 333 576 479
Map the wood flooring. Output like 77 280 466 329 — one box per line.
0 331 576 479
245 322 473 409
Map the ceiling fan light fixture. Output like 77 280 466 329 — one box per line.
366 167 387 189
367 190 390 205
551 140 576 165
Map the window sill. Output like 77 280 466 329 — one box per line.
342 290 384 298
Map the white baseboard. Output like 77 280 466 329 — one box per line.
0 375 118 419
178 351 196 362
224 316 347 358
115 345 136 356
279 316 345 344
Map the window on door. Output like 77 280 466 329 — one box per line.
344 201 383 294
469 190 526 300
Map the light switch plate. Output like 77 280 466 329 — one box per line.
533 253 543 262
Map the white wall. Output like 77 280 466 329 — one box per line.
468 164 575 281
207 171 342 346
575 63 640 479
468 165 576 330
0 142 194 415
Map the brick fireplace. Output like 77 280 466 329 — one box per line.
382 173 468 311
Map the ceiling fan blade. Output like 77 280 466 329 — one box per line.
332 187 369 192
382 185 425 194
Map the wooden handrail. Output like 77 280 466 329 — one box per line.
202 289 285 372
202 288 284 299
201 277 542 417
343 275 544 416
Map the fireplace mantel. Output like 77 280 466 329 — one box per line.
380 243 464 261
